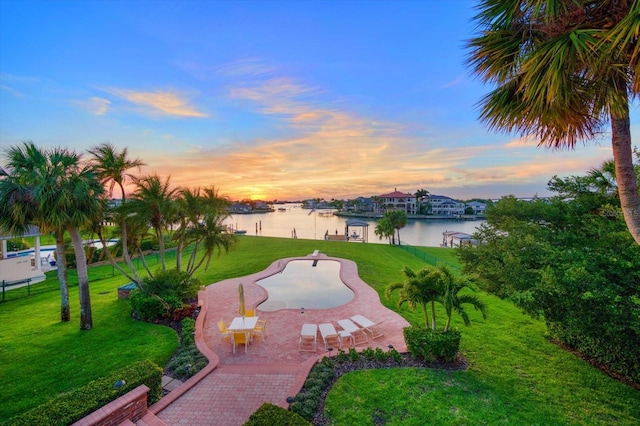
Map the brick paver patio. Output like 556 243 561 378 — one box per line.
147 252 409 425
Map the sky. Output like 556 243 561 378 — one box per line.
1 0 638 201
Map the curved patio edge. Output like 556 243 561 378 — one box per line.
149 287 219 415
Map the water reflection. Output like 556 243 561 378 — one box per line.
256 260 354 311
226 203 485 247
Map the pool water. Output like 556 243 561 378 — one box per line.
256 260 354 311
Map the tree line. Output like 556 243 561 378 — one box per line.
1 142 235 330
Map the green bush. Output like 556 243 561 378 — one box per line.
6 359 162 426
404 327 461 362
244 403 310 425
129 290 183 321
289 358 336 421
141 269 201 299
165 317 208 381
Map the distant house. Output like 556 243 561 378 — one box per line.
466 201 487 215
345 197 373 213
374 189 417 214
427 195 466 216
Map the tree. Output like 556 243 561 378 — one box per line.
457 172 640 382
386 210 408 245
435 264 487 332
374 217 395 244
386 266 443 330
467 0 640 245
0 142 104 329
415 188 429 214
87 143 145 283
173 186 236 277
128 174 178 271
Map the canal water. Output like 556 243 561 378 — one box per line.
225 203 484 248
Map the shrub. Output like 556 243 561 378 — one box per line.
141 269 201 299
166 317 208 381
289 358 336 421
6 360 162 426
404 326 461 362
129 290 183 321
244 403 310 426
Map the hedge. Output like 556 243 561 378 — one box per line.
5 359 163 426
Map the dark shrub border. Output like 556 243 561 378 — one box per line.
6 359 163 426
403 326 461 362
244 403 310 425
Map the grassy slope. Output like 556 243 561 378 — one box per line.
1 236 638 424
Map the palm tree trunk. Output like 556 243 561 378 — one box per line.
421 302 429 329
96 226 137 283
119 218 142 284
70 227 93 330
55 231 70 322
430 301 437 330
611 103 640 245
157 228 166 270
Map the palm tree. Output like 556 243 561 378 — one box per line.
0 142 104 329
181 187 236 276
374 217 395 244
386 266 443 330
386 210 408 245
129 174 177 271
435 264 487 332
467 0 640 245
0 144 73 322
415 188 429 214
87 143 145 282
588 160 619 197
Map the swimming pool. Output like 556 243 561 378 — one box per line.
256 259 354 311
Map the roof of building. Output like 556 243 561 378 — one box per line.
378 190 414 198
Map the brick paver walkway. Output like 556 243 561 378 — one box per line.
148 252 410 426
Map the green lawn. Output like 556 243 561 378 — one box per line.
1 236 638 424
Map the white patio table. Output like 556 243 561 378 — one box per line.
228 316 259 353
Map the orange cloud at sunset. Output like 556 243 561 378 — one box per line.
102 88 208 117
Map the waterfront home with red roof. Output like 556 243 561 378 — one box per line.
374 189 417 214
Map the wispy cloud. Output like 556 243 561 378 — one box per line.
215 57 277 78
102 88 208 117
76 97 111 115
0 84 25 98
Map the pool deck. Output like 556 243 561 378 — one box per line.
147 252 410 425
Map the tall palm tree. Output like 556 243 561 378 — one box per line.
0 142 104 329
182 187 236 276
386 210 408 245
467 0 640 245
87 143 145 282
386 266 443 330
129 174 177 271
0 144 74 322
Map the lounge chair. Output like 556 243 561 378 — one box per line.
232 331 248 354
337 318 368 346
299 323 318 351
351 314 385 340
218 319 232 343
318 323 340 350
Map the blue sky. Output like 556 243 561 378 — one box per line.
1 0 637 201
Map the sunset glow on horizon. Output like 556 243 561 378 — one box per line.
1 1 637 201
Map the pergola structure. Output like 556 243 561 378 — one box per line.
345 219 369 243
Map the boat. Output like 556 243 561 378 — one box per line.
278 207 287 212
234 230 247 235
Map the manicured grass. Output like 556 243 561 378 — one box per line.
1 236 638 424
